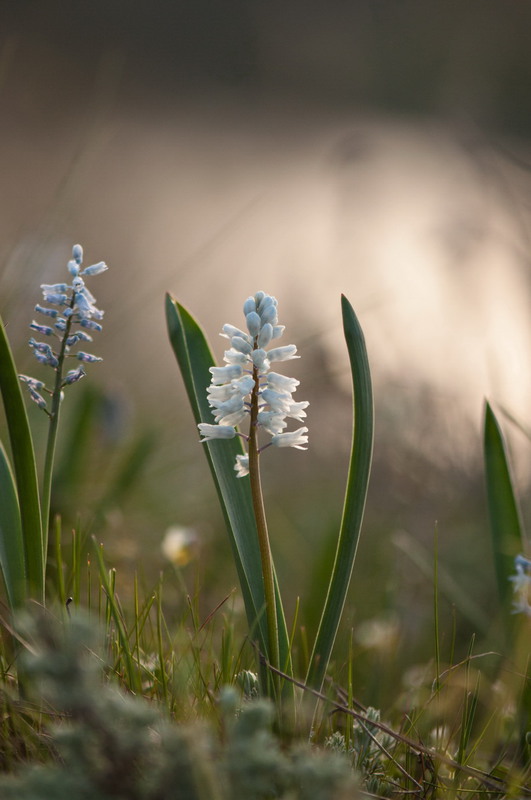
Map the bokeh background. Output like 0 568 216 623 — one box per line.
2 0 531 703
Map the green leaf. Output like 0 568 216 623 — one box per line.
0 443 26 608
306 295 374 691
0 313 43 604
483 401 524 617
165 294 291 671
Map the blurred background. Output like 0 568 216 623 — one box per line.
2 0 531 703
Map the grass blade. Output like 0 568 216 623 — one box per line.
483 401 524 618
306 294 374 691
0 443 26 607
165 294 291 673
0 313 43 603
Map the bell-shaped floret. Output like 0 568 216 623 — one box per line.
271 427 308 450
198 423 236 442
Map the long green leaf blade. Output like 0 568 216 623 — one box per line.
0 443 26 607
483 401 524 617
0 313 43 603
306 294 374 691
165 294 291 669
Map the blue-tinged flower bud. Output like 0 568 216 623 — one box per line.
74 292 93 317
254 291 265 306
233 374 255 395
252 349 270 372
29 337 53 355
28 387 48 409
221 323 248 340
80 261 108 277
35 304 59 318
30 321 54 336
72 277 85 291
271 325 285 339
258 323 273 348
41 283 68 293
64 367 86 385
67 259 79 277
54 319 67 332
75 330 93 342
33 350 59 368
260 303 277 326
42 292 68 306
231 335 252 355
80 319 102 332
243 296 256 315
19 374 45 390
63 308 74 318
76 351 103 363
245 311 261 337
72 243 83 265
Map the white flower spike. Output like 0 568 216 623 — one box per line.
197 292 308 476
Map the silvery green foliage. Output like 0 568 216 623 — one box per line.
325 708 394 797
0 614 357 800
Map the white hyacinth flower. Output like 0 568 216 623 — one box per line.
271 427 309 450
197 291 309 475
198 423 236 442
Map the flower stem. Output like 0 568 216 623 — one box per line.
40 305 74 575
248 363 280 695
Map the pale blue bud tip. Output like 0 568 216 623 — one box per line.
72 244 83 265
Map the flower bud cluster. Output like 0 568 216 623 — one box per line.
198 292 308 477
19 244 108 413
509 554 531 617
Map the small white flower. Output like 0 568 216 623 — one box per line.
286 400 309 420
260 388 293 414
234 454 250 478
271 427 309 450
266 345 299 362
214 408 248 427
198 423 236 441
209 364 243 384
266 372 299 393
161 526 198 566
223 348 250 366
257 411 287 435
